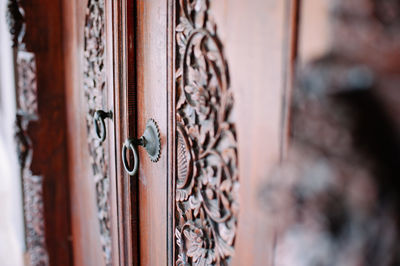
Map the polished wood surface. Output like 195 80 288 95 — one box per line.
63 0 117 265
15 0 73 265
213 1 293 264
11 0 400 265
110 0 139 264
63 0 103 264
136 0 169 264
40 0 297 265
130 0 295 264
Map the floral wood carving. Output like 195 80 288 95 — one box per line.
17 52 38 116
14 52 49 266
8 1 50 264
83 0 112 264
175 0 239 265
6 0 24 47
15 51 38 166
15 116 49 266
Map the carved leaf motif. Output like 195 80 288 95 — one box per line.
83 0 112 265
175 0 239 265
17 52 38 116
23 173 49 266
6 0 24 47
15 109 49 266
10 1 49 260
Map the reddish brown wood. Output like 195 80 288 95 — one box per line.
109 0 139 264
63 0 117 265
129 1 295 265
9 0 73 265
135 0 169 264
209 1 293 265
58 1 298 265
105 0 131 265
14 1 400 265
83 1 113 264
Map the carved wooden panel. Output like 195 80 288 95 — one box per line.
20 163 49 266
83 0 112 264
14 53 49 266
17 52 38 116
7 1 50 265
174 0 239 265
6 0 24 48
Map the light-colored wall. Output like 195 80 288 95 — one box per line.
0 0 25 265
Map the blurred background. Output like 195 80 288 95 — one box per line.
0 0 25 265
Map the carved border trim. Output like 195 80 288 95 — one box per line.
174 0 239 265
7 1 50 265
83 0 112 264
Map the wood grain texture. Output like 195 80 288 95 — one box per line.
67 1 296 265
135 0 169 264
63 0 109 265
211 1 289 265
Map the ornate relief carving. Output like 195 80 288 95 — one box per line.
8 1 49 264
17 51 38 116
23 173 48 266
6 0 24 47
175 1 239 265
83 0 112 264
15 115 49 266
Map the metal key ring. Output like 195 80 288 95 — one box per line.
122 138 139 176
94 110 112 143
121 119 161 176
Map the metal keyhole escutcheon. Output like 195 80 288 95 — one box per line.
93 110 113 143
122 119 161 176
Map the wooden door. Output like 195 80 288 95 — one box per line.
64 0 120 265
112 0 297 265
63 0 297 265
12 0 400 265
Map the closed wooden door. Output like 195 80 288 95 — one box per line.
114 0 296 265
64 0 297 265
64 0 119 265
